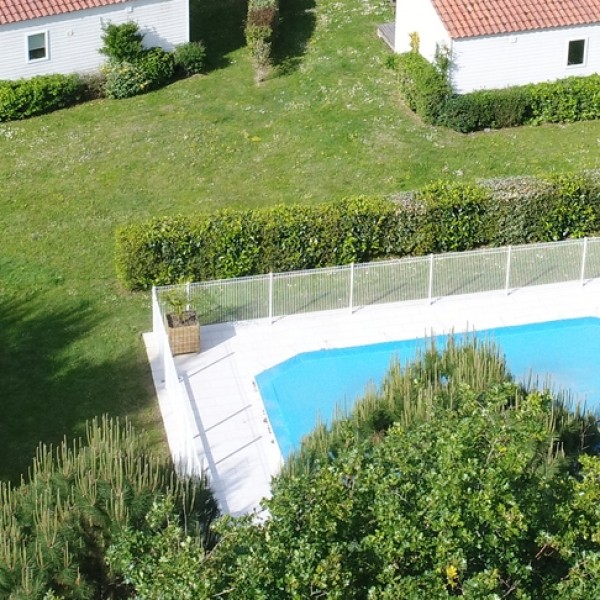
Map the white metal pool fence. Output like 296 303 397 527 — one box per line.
154 237 600 327
150 236 600 476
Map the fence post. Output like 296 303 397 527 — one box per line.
580 237 588 285
349 262 355 314
428 254 434 305
268 272 274 324
505 245 512 295
185 281 191 310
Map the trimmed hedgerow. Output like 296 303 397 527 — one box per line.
412 181 491 253
116 197 402 289
441 86 531 132
393 51 600 132
0 74 85 121
527 75 600 125
115 171 600 289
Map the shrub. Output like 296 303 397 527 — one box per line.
395 51 451 124
100 21 145 63
79 71 107 100
174 41 206 76
413 180 491 252
0 416 218 599
115 171 600 289
102 60 150 99
393 52 600 132
115 197 402 289
0 74 85 121
139 47 176 89
527 75 600 125
441 86 531 132
102 49 175 99
245 0 278 82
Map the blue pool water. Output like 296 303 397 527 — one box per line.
255 317 600 457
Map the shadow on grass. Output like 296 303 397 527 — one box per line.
190 0 247 71
0 295 157 484
273 0 317 76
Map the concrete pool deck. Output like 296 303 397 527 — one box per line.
144 279 600 516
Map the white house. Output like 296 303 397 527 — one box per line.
391 0 600 93
0 0 189 81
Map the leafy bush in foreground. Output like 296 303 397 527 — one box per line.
0 416 218 599
205 343 600 599
119 341 600 598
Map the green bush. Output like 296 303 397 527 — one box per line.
393 52 600 132
527 75 600 124
441 86 531 132
0 416 218 599
102 60 149 99
245 0 278 82
139 47 176 89
115 197 402 289
100 21 145 63
0 74 84 121
413 180 491 252
395 51 450 124
102 49 175 99
115 172 600 289
203 343 600 599
100 23 175 99
174 41 206 76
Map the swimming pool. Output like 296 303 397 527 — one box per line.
255 317 600 457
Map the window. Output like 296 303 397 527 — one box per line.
27 32 47 61
567 39 586 66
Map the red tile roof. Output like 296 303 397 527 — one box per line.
432 0 600 39
0 0 130 25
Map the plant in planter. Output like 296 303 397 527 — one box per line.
164 289 200 355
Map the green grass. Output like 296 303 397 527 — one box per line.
1 0 599 482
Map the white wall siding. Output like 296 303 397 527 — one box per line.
0 0 188 80
394 0 450 60
451 24 600 93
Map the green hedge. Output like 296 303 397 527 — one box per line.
394 52 600 132
245 0 279 82
115 172 600 289
395 52 450 124
116 197 403 288
0 74 85 121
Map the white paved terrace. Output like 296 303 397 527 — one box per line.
145 280 600 516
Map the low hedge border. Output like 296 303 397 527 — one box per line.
393 51 600 132
116 171 600 290
0 74 85 122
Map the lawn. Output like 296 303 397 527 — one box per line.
1 0 599 482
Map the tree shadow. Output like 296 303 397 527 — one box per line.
0 295 160 484
190 0 248 72
272 0 317 76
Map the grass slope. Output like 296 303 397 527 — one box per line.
1 0 599 481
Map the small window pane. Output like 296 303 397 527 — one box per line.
28 33 46 60
568 39 585 66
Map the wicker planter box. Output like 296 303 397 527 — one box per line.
166 310 200 355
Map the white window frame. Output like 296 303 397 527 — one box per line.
26 30 49 63
566 38 587 68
